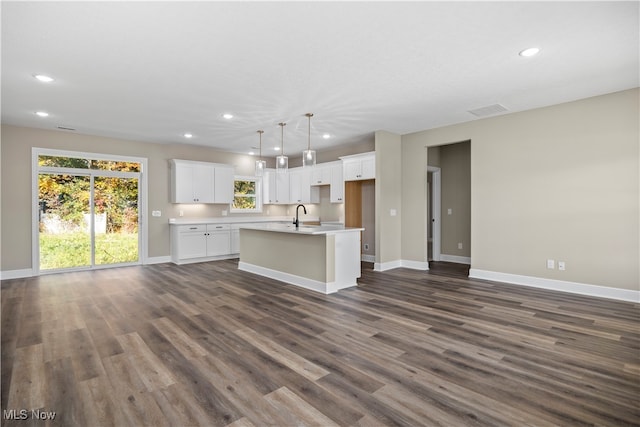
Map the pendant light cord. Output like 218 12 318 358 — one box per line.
257 130 264 160
306 113 313 150
279 122 286 155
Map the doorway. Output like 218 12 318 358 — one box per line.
345 179 375 262
427 166 441 262
33 149 146 273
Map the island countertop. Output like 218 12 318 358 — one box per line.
238 223 363 235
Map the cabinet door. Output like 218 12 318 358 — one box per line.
343 161 362 181
192 163 215 203
207 231 231 256
311 166 331 185
330 163 344 203
275 171 290 204
231 229 240 253
289 170 303 203
214 166 234 203
361 157 376 180
172 162 195 203
179 231 208 259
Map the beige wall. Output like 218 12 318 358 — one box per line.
440 141 471 258
375 130 402 264
401 89 639 290
0 125 367 271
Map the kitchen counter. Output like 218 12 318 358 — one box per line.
238 225 364 294
239 223 361 235
168 216 319 225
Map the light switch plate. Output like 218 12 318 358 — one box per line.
390 209 397 216
152 210 161 217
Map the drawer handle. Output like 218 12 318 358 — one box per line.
215 226 223 228
189 227 197 230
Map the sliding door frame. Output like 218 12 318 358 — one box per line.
32 147 149 274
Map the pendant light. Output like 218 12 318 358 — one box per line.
302 113 316 167
255 130 266 176
276 122 288 173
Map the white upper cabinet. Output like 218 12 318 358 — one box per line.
213 166 234 203
341 152 376 181
329 162 344 203
264 169 290 204
289 168 314 204
170 159 234 204
310 164 332 186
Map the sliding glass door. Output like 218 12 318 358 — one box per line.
35 151 144 272
38 173 92 270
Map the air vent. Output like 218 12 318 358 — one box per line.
57 126 76 131
467 104 508 118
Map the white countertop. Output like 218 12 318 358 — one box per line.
240 223 364 235
168 216 320 225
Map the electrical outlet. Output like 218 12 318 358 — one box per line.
222 210 228 216
152 210 161 217
179 210 184 217
558 261 566 271
546 259 555 269
364 243 369 251
447 208 452 215
458 242 463 249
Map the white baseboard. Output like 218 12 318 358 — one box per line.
361 254 375 263
374 259 429 272
469 268 639 303
238 261 356 294
0 269 35 280
145 256 172 265
439 254 471 265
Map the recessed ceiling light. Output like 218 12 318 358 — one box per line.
34 74 54 83
274 146 280 151
322 133 331 139
248 151 255 156
184 133 193 138
519 47 540 57
36 111 49 117
222 113 234 119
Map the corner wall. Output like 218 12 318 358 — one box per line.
401 89 639 292
375 130 402 268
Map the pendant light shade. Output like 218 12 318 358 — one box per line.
276 122 288 173
255 130 266 176
302 113 316 167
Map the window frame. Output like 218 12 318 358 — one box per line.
230 175 263 213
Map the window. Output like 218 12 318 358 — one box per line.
231 176 262 212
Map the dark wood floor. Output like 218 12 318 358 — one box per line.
2 260 638 426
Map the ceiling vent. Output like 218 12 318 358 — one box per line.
467 104 508 118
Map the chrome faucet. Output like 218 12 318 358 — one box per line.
294 204 307 228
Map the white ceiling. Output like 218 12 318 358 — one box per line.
2 1 638 158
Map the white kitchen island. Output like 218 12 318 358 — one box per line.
238 224 364 294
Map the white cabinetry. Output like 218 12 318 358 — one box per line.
311 164 331 185
171 224 231 263
341 152 375 181
214 167 234 203
290 168 319 204
329 162 344 203
264 169 290 204
170 159 234 204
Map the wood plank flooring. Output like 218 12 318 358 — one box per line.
2 260 638 426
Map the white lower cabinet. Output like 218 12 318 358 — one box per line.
171 224 231 264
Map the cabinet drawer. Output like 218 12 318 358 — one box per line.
178 224 206 233
207 224 230 231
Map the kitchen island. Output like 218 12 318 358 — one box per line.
238 223 364 294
